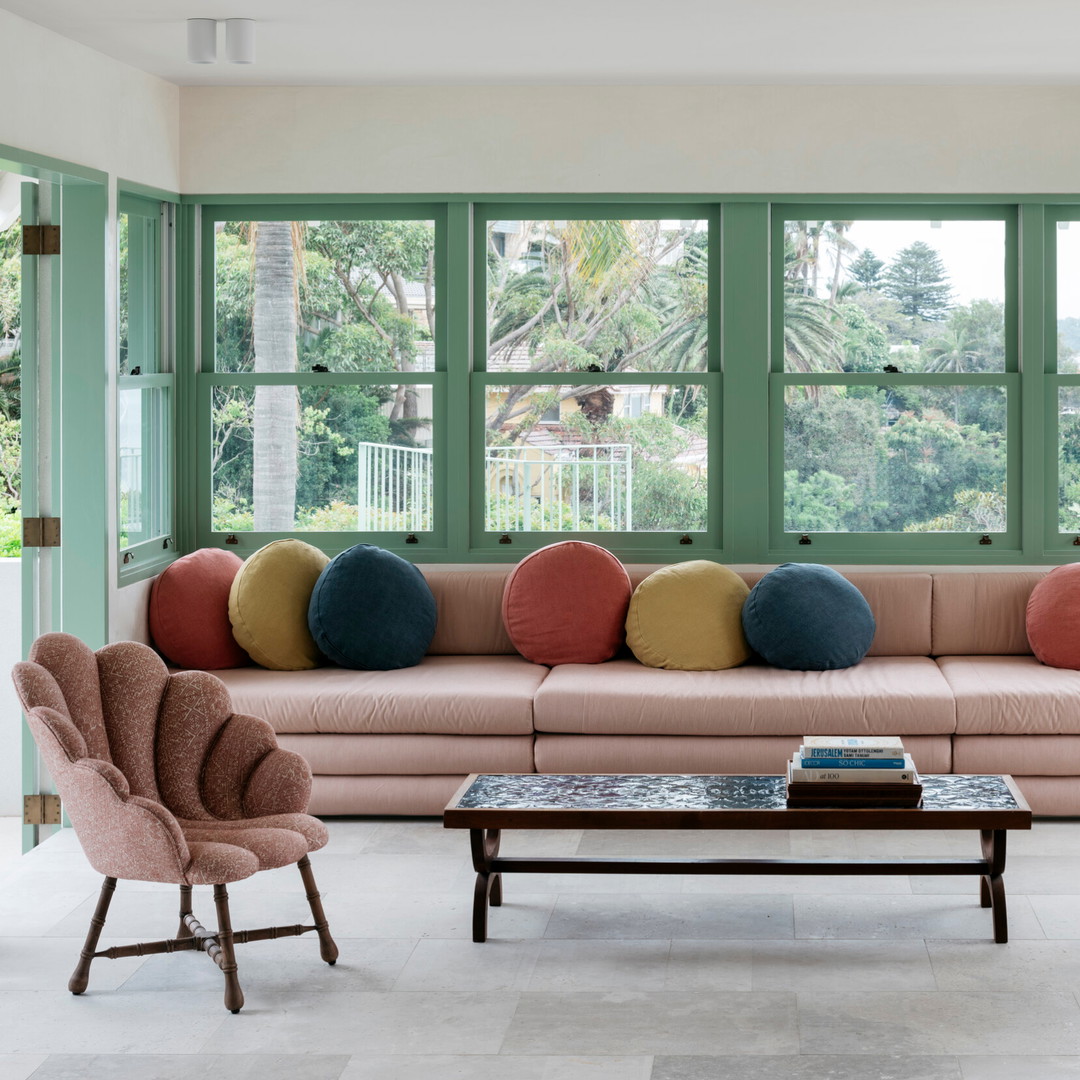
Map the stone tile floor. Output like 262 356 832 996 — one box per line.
2 818 1080 1078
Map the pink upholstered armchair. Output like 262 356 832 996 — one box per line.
12 632 338 1013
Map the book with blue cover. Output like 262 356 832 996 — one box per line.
798 756 906 769
789 753 918 783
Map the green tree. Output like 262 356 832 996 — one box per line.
882 241 952 322
849 248 885 291
784 469 858 532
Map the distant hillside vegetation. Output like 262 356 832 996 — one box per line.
1060 317 1080 353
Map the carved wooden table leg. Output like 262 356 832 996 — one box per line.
69 876 116 994
470 828 502 943
981 829 1009 943
212 883 245 1013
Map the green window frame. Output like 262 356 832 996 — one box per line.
471 203 721 556
769 203 1020 557
195 204 448 556
118 192 174 573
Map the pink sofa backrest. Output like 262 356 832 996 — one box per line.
931 572 1046 656
420 565 937 658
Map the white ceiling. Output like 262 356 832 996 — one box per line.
3 0 1080 88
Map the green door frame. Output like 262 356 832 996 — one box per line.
3 143 109 851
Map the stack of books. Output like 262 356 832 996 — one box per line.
786 736 923 807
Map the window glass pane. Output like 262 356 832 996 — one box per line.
484 382 707 532
212 382 434 532
783 384 1006 533
1057 222 1080 373
782 219 1006 374
214 219 436 374
118 210 159 374
1059 386 1080 531
118 386 170 545
485 219 708 373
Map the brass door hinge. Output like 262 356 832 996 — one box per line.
22 225 61 255
23 517 61 547
23 794 61 826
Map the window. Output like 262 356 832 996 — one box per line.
118 194 172 564
773 207 1017 551
199 209 445 550
475 206 716 549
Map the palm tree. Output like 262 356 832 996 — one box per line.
924 326 977 373
251 220 300 531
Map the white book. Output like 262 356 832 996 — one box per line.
789 753 919 784
800 736 905 758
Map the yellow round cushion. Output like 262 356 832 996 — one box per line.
626 561 751 670
228 539 330 670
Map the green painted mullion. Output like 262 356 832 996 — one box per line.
721 202 771 561
19 180 39 853
204 372 437 387
445 202 471 555
174 203 198 555
59 181 108 646
1019 204 1047 557
775 373 1012 387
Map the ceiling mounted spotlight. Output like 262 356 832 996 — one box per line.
186 18 217 64
225 19 256 64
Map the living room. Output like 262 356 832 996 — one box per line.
6 3 1080 1079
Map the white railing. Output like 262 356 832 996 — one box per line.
357 442 433 531
118 446 143 535
486 444 632 532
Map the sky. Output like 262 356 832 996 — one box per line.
809 218 1009 311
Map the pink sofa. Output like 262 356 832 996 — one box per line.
198 567 1080 818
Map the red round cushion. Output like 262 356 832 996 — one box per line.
1027 564 1080 669
501 541 631 665
149 548 249 669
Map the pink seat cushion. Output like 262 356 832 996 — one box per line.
502 541 631 665
1027 564 1080 669
149 549 249 670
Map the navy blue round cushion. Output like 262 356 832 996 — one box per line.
308 544 436 670
741 563 875 670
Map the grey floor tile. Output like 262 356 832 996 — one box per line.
393 937 542 991
652 1055 962 1080
1029 894 1080 938
0 1055 48 1080
751 939 936 991
362 819 484 855
545 893 793 940
794 892 1045 940
575 829 792 859
24 1054 350 1080
681 872 913 894
928 938 1080 990
664 940 755 991
0 936 147 992
120 936 417 994
501 990 799 1055
528 938 673 991
333 889 556 940
797 990 1080 1055
960 1057 1080 1079
0 990 229 1054
911 856 1080 896
258 852 468 895
207 990 520 1055
339 1054 653 1079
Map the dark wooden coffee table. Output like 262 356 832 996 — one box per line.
443 773 1032 944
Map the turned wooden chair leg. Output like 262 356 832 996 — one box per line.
177 884 194 939
297 855 338 965
212 883 245 1013
69 876 116 994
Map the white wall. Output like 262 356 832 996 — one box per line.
181 84 1080 195
0 8 179 191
